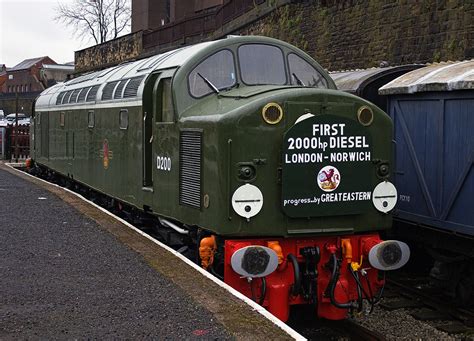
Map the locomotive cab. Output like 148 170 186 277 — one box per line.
150 37 410 320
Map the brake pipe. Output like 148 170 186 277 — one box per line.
287 253 301 296
328 253 353 309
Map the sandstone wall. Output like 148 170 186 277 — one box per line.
75 31 143 74
238 0 474 70
74 0 474 73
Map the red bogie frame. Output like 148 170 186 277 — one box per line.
224 234 384 321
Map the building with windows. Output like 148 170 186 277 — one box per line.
0 57 74 115
131 0 224 32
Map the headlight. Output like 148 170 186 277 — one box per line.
368 240 410 271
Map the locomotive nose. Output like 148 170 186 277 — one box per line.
368 240 410 270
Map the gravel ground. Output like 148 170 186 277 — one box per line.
0 168 233 340
352 298 463 340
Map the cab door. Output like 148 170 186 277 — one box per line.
142 69 176 193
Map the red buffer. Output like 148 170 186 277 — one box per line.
224 234 409 321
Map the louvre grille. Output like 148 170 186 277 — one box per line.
179 130 202 209
102 81 119 100
86 85 100 102
70 89 81 103
62 90 74 104
123 76 145 98
114 79 128 99
56 92 65 105
77 87 90 102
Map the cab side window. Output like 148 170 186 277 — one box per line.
288 53 328 88
161 78 174 123
60 112 65 127
88 110 95 128
119 109 128 129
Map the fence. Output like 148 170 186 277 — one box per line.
0 127 5 159
0 124 30 161
142 0 266 49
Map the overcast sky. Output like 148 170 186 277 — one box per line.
0 0 103 67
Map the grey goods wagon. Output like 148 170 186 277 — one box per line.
331 63 474 256
379 60 474 245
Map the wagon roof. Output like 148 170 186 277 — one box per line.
379 60 474 95
330 65 423 94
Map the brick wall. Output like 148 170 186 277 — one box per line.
238 0 474 70
2 70 45 94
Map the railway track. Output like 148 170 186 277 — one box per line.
382 278 474 335
287 307 388 340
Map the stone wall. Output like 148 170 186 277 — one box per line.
75 31 143 74
238 0 474 70
74 0 473 73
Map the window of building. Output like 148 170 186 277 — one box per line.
288 53 328 88
119 109 128 129
188 49 236 98
238 44 286 85
60 112 65 127
88 110 95 128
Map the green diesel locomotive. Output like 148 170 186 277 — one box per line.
32 36 409 321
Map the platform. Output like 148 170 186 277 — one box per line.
0 163 298 340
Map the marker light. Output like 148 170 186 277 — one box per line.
357 106 374 126
262 102 283 125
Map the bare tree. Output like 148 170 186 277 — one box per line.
55 0 131 45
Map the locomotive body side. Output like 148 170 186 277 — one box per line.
32 36 409 321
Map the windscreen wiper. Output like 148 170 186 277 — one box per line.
198 73 220 94
292 73 306 87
